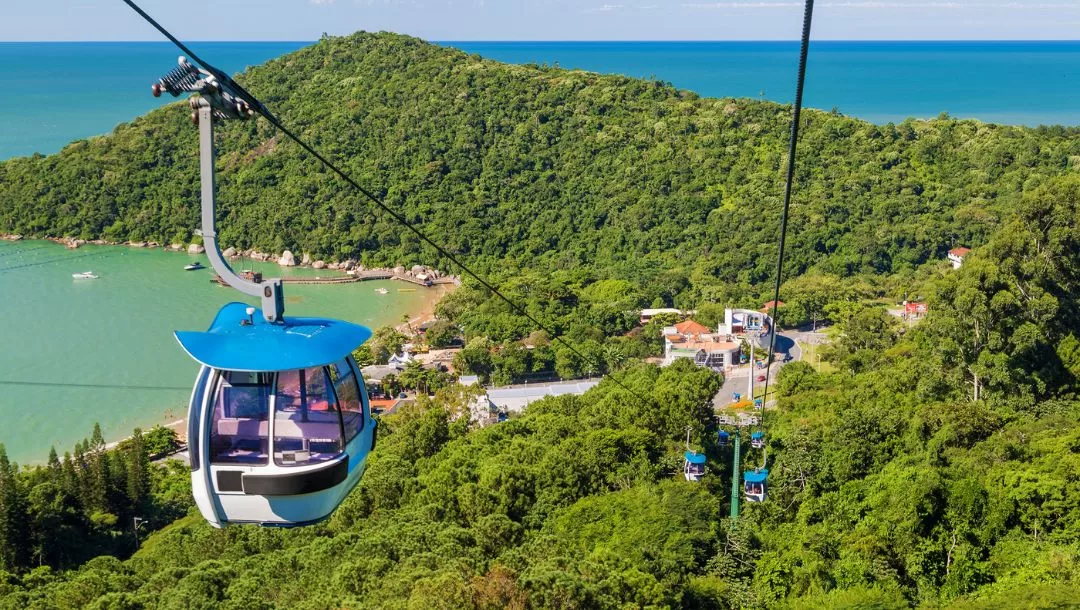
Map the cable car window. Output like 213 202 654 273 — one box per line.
274 367 344 466
210 371 272 465
329 359 363 442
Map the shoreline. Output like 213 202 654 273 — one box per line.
0 234 460 287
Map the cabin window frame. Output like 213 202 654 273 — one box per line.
271 366 347 467
208 370 274 466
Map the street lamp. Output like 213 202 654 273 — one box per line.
133 516 146 549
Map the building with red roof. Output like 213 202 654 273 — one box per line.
948 247 971 269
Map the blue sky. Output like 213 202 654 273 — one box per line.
4 0 1080 41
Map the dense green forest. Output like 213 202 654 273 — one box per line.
1 32 1079 608
0 425 187 574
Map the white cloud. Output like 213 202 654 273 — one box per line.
585 3 626 12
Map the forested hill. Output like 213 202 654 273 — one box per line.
2 32 1079 296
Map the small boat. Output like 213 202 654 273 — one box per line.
184 262 205 271
374 288 389 295
72 271 98 279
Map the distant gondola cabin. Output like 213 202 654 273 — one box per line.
744 469 768 503
751 431 766 449
684 451 706 482
717 430 730 447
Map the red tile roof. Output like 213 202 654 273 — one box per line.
948 247 971 257
674 320 711 336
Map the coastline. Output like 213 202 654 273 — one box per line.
1 233 460 287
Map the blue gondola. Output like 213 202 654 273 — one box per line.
718 430 730 447
751 431 766 449
744 468 769 503
684 451 706 482
153 59 378 527
179 303 377 527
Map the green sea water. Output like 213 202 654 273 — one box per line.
0 240 438 463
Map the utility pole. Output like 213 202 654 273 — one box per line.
730 428 741 525
747 341 754 399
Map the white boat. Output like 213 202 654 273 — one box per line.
374 287 389 295
184 262 205 271
72 271 98 279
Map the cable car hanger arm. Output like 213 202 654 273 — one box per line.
150 55 284 322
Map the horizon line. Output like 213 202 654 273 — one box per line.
4 38 1080 44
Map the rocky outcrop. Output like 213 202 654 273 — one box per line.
301 253 312 266
313 260 326 269
187 243 205 254
278 250 296 266
223 247 237 258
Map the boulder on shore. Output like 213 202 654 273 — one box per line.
278 250 296 266
393 265 406 275
301 253 312 266
223 247 237 258
313 260 326 270
187 244 205 254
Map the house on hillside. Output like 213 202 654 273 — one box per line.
663 319 741 370
761 300 785 313
948 247 971 269
639 308 684 325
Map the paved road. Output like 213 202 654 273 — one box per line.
711 329 814 410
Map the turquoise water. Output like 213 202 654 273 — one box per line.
0 41 306 160
0 240 439 463
445 41 1080 127
4 41 1080 160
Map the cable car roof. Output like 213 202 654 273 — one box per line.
744 469 769 483
684 451 706 465
175 302 372 372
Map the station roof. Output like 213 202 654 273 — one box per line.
175 302 372 372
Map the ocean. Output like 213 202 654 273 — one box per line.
2 40 1080 161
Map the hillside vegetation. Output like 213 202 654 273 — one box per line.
1 32 1078 298
0 32 1079 608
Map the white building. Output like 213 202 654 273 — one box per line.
717 308 774 350
639 308 683 325
662 319 741 370
948 247 971 269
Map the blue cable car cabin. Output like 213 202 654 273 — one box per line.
717 430 730 447
744 468 769 503
177 302 377 527
751 431 766 449
684 451 706 482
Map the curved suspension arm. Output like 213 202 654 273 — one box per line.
196 101 284 323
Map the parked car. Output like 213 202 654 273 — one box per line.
756 375 767 382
